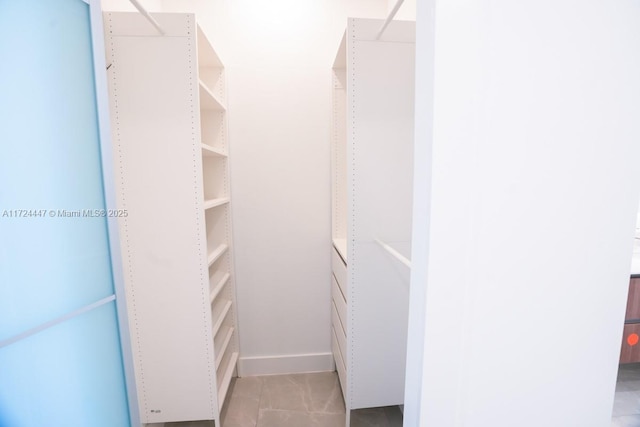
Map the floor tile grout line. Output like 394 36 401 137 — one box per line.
254 377 265 427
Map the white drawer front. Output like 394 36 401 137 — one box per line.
331 274 347 330
332 247 347 298
331 301 347 362
332 325 347 401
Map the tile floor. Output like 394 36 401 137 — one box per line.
217 366 640 427
164 364 640 427
167 371 402 427
612 364 640 426
221 372 344 427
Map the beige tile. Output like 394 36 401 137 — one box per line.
257 410 345 427
301 372 346 414
165 421 214 427
223 407 260 427
350 408 389 427
232 376 264 398
258 372 345 414
221 377 264 427
258 374 308 412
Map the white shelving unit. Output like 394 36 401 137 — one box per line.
330 18 415 424
104 12 239 425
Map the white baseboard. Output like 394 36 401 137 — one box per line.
238 352 335 377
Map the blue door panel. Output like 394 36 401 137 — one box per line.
0 1 131 425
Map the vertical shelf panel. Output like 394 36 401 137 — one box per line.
105 12 240 425
348 23 415 410
331 18 415 415
196 20 240 403
107 28 216 422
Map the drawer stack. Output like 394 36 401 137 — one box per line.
331 245 348 399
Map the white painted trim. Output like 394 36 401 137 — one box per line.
238 353 335 377
89 1 141 426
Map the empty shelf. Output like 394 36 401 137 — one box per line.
207 243 228 267
210 273 231 303
218 352 239 411
199 80 226 111
201 144 227 157
197 25 223 68
212 300 232 338
204 197 229 210
215 327 234 369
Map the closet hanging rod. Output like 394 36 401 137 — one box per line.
375 0 405 40
128 0 165 35
375 239 412 269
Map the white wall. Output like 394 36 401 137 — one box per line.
162 0 387 375
101 0 163 12
407 1 640 426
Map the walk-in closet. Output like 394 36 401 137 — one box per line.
3 1 640 427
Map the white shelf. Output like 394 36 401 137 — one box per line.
210 272 231 303
330 19 415 410
215 327 235 369
199 80 226 111
204 197 229 210
207 243 228 267
212 301 232 338
201 144 227 157
333 238 347 264
197 25 223 68
107 14 237 425
217 351 239 411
